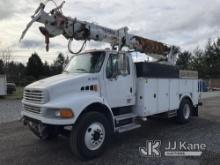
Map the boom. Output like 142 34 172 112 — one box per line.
20 1 171 60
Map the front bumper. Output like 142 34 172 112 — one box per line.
21 102 74 126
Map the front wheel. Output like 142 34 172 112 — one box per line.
70 112 111 160
176 99 192 124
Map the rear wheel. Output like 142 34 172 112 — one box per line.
70 112 110 160
176 99 192 124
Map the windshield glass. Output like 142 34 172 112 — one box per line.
64 51 105 73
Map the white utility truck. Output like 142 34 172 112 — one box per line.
20 1 200 159
0 75 7 96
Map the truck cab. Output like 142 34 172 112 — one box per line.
22 49 199 160
22 49 136 124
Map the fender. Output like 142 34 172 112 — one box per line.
43 92 113 125
179 93 199 116
179 93 193 107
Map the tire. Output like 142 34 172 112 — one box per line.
70 112 111 160
176 99 192 124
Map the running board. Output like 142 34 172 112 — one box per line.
115 113 137 124
167 110 177 118
116 123 141 133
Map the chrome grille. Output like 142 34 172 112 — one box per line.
24 89 47 104
23 104 41 114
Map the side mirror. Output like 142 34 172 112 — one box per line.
106 56 119 79
62 64 66 70
118 53 128 75
107 62 118 79
106 54 129 80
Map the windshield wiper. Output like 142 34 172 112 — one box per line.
63 70 69 73
76 68 89 73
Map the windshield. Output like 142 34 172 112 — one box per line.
64 51 105 73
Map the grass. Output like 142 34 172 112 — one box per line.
4 86 24 100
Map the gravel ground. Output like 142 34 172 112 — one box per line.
201 91 220 99
0 99 22 123
0 97 220 165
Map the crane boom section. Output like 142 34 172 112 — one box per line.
20 1 170 59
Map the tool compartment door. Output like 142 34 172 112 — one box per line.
158 79 169 113
135 78 158 116
169 79 179 110
145 79 158 115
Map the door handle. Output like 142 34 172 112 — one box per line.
130 87 132 93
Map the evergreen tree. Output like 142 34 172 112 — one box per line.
42 61 50 77
191 48 207 78
26 53 43 79
176 51 192 69
0 59 4 74
51 53 65 75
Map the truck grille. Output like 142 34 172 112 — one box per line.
24 89 48 104
23 104 41 114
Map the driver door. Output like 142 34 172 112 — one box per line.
105 54 135 108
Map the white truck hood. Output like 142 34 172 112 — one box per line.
26 73 91 89
25 73 100 100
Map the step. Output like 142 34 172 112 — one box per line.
167 110 177 118
117 123 141 133
115 113 137 123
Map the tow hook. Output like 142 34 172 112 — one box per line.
21 117 53 139
28 122 49 139
21 117 28 126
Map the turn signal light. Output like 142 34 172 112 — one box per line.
56 109 74 118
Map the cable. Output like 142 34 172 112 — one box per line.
45 0 65 14
68 39 87 55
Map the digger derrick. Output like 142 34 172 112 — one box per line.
20 1 172 60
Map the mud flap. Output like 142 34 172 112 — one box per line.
192 106 199 117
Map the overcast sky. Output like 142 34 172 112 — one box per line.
0 0 220 63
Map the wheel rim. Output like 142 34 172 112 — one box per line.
84 122 105 151
183 104 190 119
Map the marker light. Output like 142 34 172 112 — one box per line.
56 108 74 118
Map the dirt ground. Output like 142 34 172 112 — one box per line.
0 97 220 165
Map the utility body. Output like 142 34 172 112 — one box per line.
20 1 200 159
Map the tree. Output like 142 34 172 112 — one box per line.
191 48 207 78
6 61 26 85
55 53 65 66
205 39 220 78
65 55 70 65
26 53 43 79
190 39 220 78
42 61 50 77
176 51 192 69
196 39 220 78
0 48 12 74
0 59 4 74
51 53 65 75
